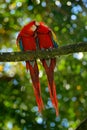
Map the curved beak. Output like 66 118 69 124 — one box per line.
35 21 40 26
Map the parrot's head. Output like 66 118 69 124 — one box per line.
30 24 37 32
24 21 36 33
30 21 40 31
16 21 40 43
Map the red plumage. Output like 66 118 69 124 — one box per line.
26 61 44 112
16 21 58 116
17 21 36 51
37 22 53 49
17 21 44 113
37 22 58 116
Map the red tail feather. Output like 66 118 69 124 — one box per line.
26 61 44 112
48 80 58 116
42 58 58 116
33 83 44 112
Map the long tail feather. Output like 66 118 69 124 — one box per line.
48 78 58 116
41 58 58 116
26 61 44 112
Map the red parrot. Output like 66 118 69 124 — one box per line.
16 21 44 112
35 22 59 116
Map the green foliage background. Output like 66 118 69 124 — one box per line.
0 0 87 130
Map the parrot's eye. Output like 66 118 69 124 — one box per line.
35 21 40 26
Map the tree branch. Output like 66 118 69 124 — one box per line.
0 42 87 62
75 118 87 130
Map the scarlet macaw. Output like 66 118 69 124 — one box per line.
16 21 44 112
16 21 58 116
35 22 58 116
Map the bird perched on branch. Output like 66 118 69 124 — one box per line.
16 21 58 116
16 21 44 112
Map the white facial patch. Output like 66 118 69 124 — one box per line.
31 25 37 31
35 21 40 26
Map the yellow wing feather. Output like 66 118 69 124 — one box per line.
51 30 58 44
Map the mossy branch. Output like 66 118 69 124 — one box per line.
0 42 87 62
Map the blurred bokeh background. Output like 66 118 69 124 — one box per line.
0 0 87 130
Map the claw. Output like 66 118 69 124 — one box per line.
41 48 45 51
49 47 53 51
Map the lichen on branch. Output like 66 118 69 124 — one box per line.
0 42 87 62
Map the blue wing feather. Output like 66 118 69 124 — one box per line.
19 38 24 51
52 39 58 48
